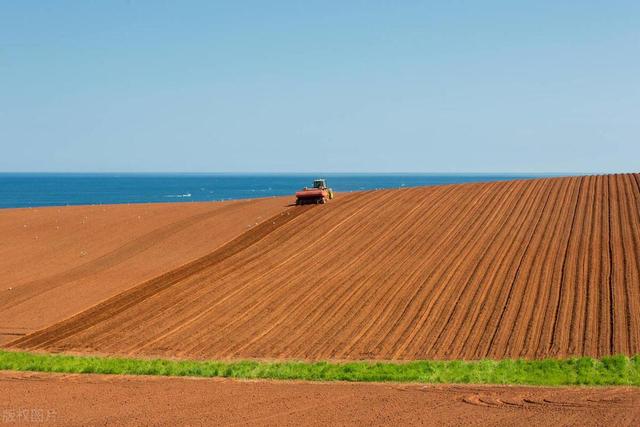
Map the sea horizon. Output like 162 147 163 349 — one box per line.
0 172 564 209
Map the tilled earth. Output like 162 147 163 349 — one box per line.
0 197 289 344
1 371 639 426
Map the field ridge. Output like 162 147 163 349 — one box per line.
7 205 310 349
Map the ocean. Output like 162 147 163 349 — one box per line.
0 173 550 209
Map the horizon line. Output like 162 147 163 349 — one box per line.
0 171 603 176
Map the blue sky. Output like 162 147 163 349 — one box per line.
1 1 638 173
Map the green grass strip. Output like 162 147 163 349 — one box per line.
1 350 639 386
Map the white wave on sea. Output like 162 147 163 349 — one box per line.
164 193 192 198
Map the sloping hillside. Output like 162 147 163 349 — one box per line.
0 197 289 344
9 174 640 360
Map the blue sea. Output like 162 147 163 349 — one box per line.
0 173 551 209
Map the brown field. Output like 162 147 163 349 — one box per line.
0 197 289 345
7 173 640 360
1 371 639 426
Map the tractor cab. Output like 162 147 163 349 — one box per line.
313 179 327 189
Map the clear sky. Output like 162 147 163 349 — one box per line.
1 1 638 173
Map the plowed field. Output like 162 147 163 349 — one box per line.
8 174 640 360
0 197 289 344
2 372 638 426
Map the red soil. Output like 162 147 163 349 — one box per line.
6 174 640 360
0 197 289 344
1 372 638 426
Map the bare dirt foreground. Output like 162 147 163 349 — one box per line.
0 197 289 344
10 174 640 360
1 372 638 426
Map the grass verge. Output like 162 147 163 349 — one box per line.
1 350 639 386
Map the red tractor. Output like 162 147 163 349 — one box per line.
295 179 334 205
